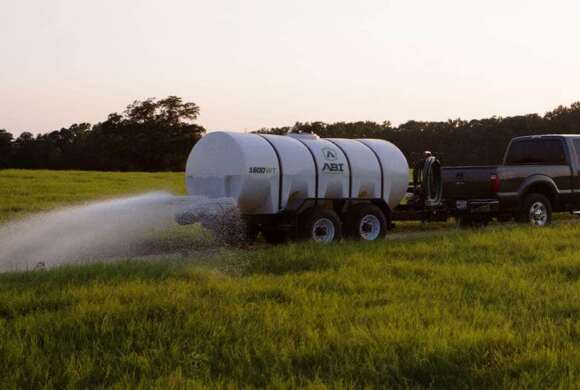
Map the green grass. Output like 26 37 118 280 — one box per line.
0 169 579 388
0 169 185 222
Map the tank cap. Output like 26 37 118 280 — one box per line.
287 132 320 140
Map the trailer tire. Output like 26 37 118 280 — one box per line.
516 193 552 226
299 208 342 243
262 229 288 244
344 204 387 241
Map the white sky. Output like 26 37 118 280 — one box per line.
1 0 579 135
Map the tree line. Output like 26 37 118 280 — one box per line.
257 102 580 166
1 99 580 171
0 96 205 171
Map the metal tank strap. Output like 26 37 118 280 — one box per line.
292 137 319 199
257 134 283 211
355 140 384 199
325 139 353 199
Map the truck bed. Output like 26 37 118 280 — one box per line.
441 166 498 201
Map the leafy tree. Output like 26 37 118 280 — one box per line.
0 129 13 168
255 126 291 135
11 132 37 168
87 97 205 171
124 96 200 125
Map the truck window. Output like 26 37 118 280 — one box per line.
573 139 580 165
505 139 567 165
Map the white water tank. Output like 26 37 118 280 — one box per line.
185 131 409 215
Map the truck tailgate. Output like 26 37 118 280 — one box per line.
442 166 498 200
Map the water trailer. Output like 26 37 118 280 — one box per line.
180 131 431 243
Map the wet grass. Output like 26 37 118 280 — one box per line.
0 169 578 388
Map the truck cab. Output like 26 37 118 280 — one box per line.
442 134 580 226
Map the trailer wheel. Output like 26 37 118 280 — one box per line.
299 208 342 243
517 193 552 226
344 204 387 241
262 229 288 244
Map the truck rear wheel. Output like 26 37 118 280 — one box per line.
517 193 552 226
344 204 387 241
299 208 342 243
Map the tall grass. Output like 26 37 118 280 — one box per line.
0 224 578 388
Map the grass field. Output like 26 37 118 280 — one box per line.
0 170 578 388
0 169 185 222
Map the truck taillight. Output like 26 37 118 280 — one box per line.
490 174 500 193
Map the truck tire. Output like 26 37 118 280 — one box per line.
517 193 552 226
344 204 387 241
299 208 342 243
262 229 288 244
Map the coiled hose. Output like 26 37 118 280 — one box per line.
421 156 443 207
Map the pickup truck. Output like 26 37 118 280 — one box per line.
441 134 580 226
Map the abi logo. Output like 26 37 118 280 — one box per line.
322 162 344 173
322 147 338 161
321 147 344 173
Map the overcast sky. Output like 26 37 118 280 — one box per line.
1 0 579 135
